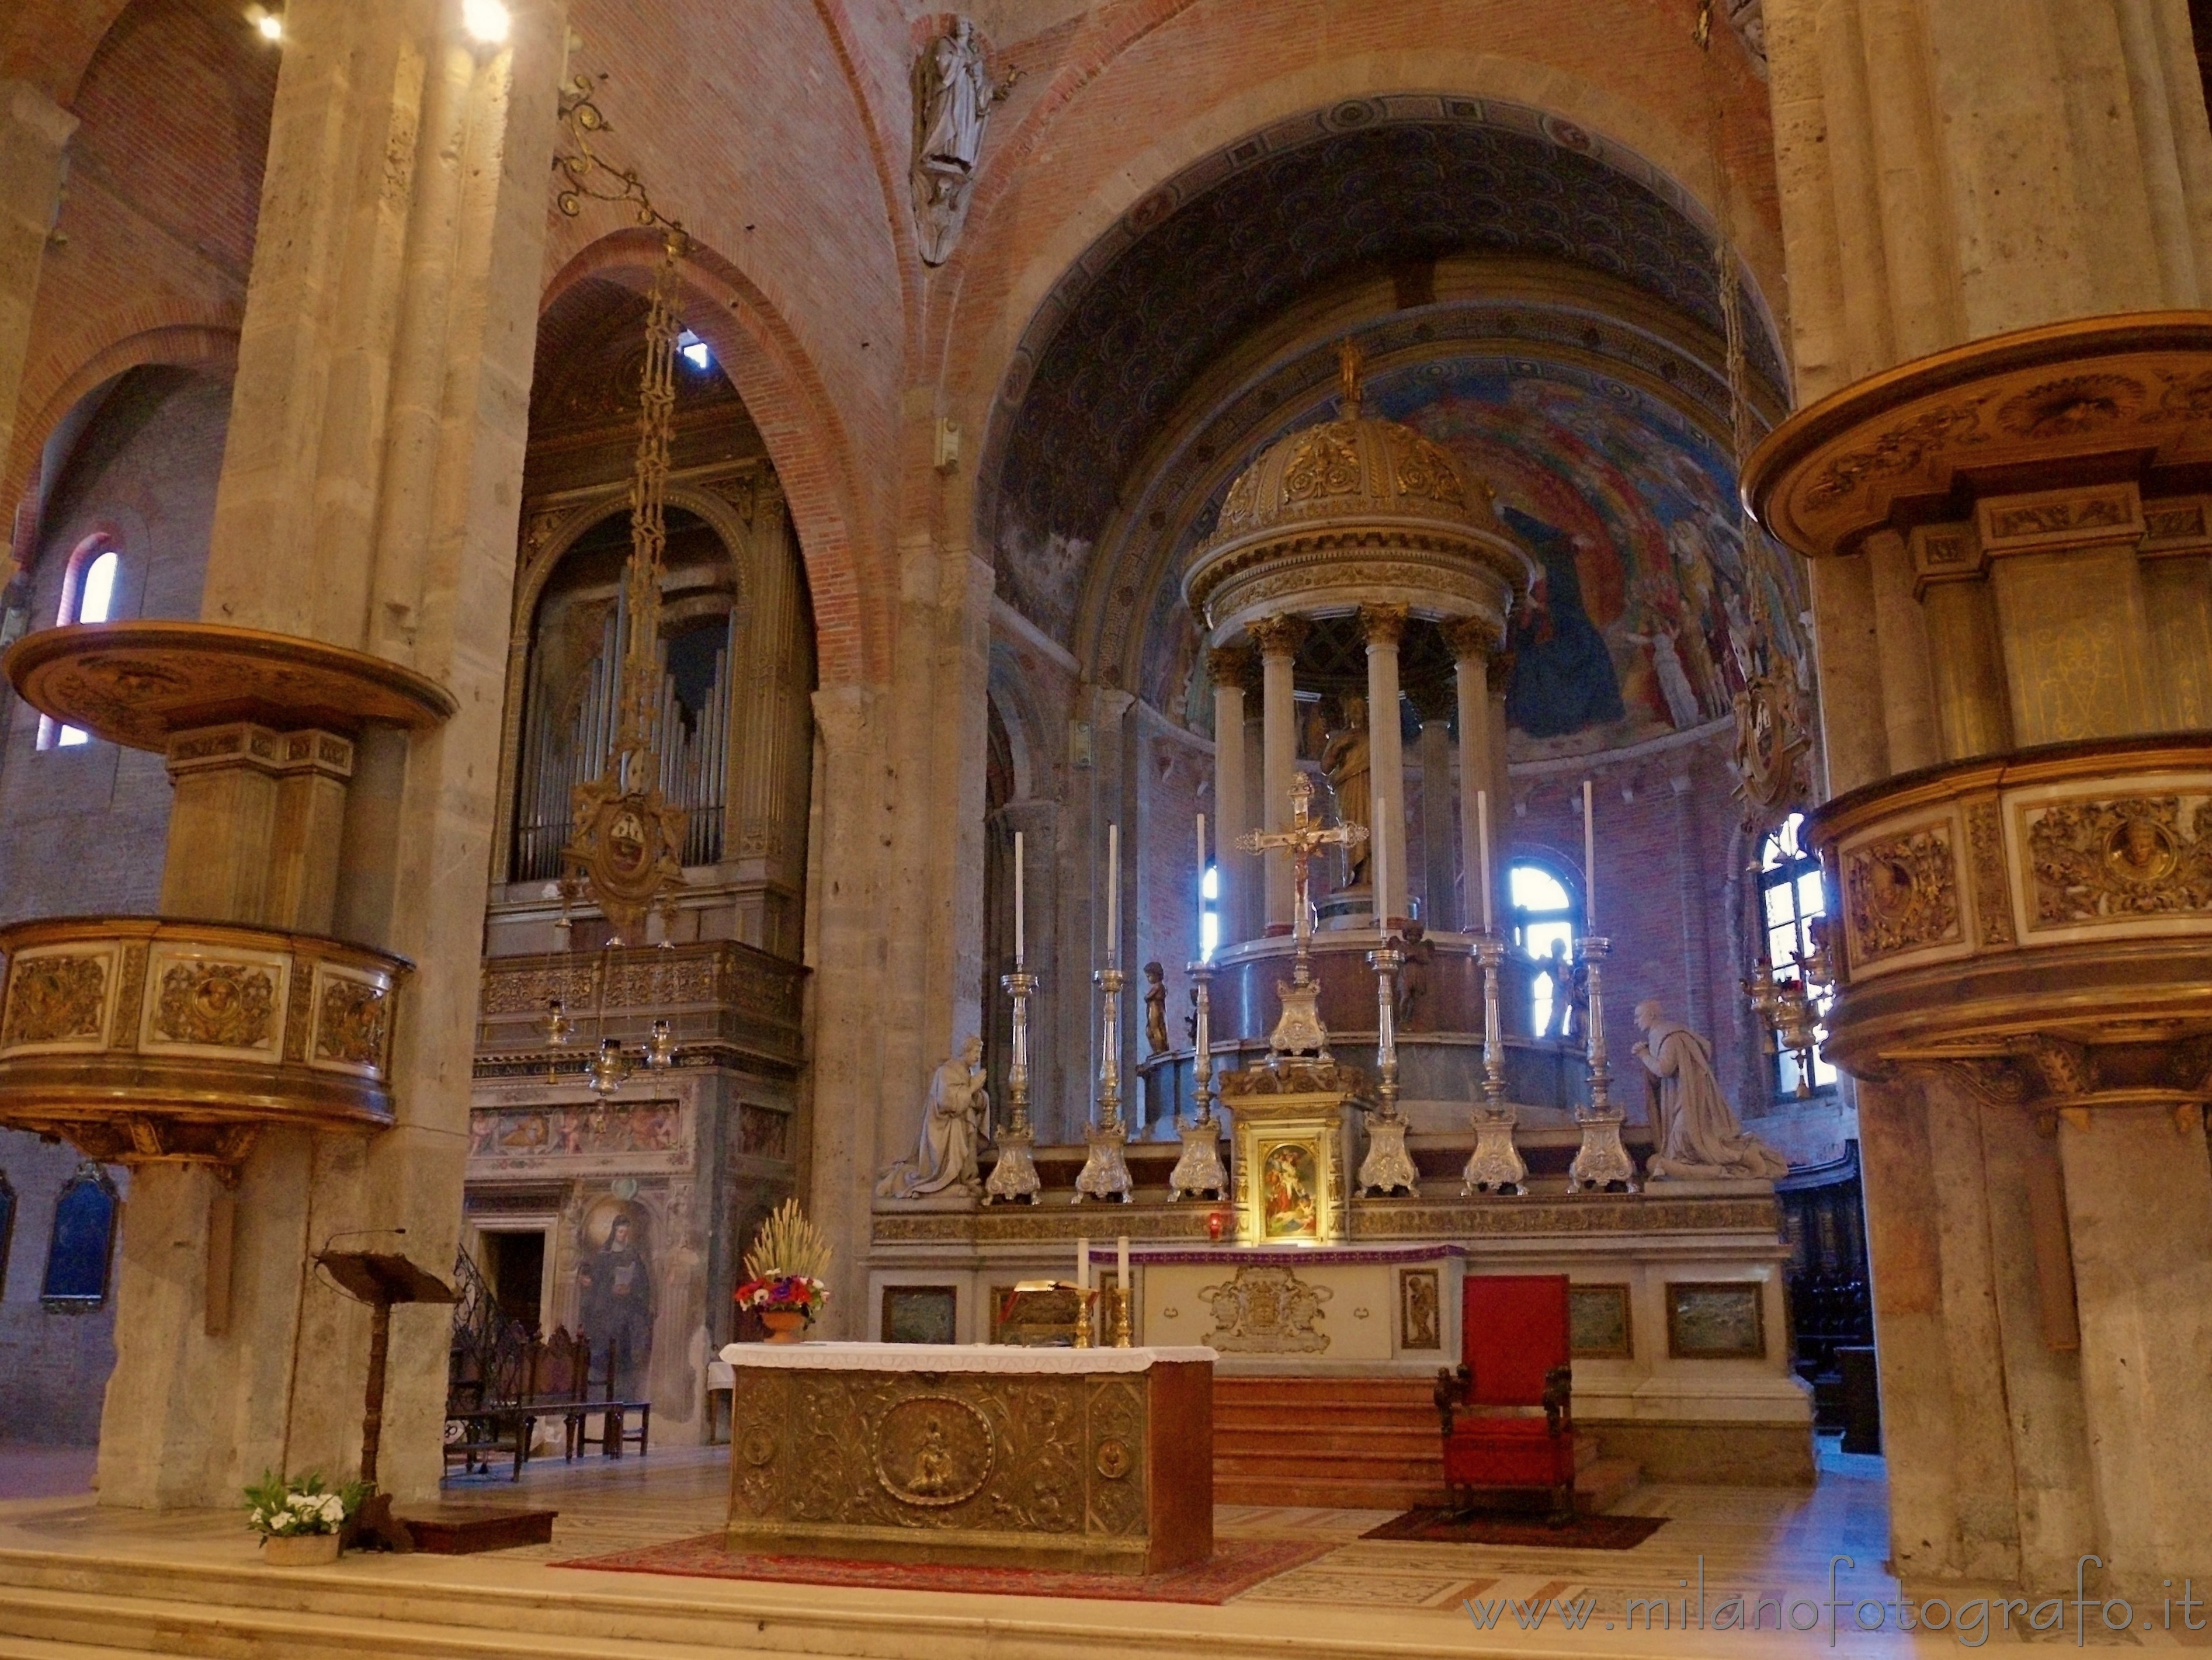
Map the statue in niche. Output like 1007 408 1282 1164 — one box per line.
1321 694 1373 888
1633 1000 1790 1180
1143 962 1170 1056
909 19 1016 266
877 1036 989 1198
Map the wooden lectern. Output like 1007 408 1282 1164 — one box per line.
317 1251 457 1491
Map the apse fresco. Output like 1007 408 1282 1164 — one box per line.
1363 356 1804 758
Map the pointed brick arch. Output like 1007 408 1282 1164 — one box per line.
540 233 884 687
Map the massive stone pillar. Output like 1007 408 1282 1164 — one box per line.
1760 0 2212 1600
1443 617 1498 933
1359 604 1408 926
81 0 567 1508
1249 613 1307 929
0 81 75 568
1208 645 1257 949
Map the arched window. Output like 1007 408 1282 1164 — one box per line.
44 540 121 749
1759 812 1836 1095
1199 864 1221 961
41 1164 119 1307
0 1170 15 1300
1507 858 1582 1036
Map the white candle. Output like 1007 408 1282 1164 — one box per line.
1116 1235 1130 1298
1106 822 1120 964
1013 829 1026 970
1582 778 1596 933
1373 785 1388 925
1196 812 1207 950
1076 1236 1089 1294
1477 788 1493 933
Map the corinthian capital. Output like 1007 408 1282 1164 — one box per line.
1440 614 1502 663
1357 603 1410 648
1248 613 1312 658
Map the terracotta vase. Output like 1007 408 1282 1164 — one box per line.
761 1308 810 1345
262 1531 341 1567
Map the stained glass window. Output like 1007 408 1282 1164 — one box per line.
1759 812 1836 1094
41 1165 118 1307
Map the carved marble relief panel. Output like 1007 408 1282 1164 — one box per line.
138 946 290 1060
2012 780 2212 936
0 945 119 1054
1837 818 1964 975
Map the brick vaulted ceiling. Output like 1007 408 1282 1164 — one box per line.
981 97 1787 645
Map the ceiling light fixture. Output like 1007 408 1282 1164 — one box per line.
461 0 510 44
245 5 282 41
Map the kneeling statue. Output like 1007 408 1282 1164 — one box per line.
876 1036 989 1198
1633 1000 1789 1180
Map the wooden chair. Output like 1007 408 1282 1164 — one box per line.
1433 1273 1576 1522
565 1336 651 1460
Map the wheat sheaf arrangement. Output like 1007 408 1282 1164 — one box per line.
736 1198 832 1316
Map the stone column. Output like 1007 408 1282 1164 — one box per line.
2055 1108 2212 1598
1443 618 1498 933
1249 614 1308 929
0 80 75 567
1412 688 1454 929
1865 530 1939 775
95 0 567 1509
1908 527 2013 762
1207 645 1258 950
1359 605 1408 927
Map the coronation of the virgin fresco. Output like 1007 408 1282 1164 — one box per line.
1168 353 1811 760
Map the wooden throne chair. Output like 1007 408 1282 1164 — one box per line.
1433 1273 1575 1521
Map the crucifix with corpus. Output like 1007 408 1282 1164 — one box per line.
1238 772 1368 1062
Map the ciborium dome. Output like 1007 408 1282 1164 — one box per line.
1182 343 1533 638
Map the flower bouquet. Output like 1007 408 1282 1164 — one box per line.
736 1199 832 1343
244 1470 369 1565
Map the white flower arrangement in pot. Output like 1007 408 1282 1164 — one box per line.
244 1470 367 1565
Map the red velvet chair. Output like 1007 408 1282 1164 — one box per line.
1434 1274 1576 1520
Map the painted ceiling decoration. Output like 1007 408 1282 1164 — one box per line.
982 93 1789 648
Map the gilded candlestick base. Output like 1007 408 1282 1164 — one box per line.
1166 1117 1227 1201
1462 1106 1526 1194
1567 1109 1637 1193
1071 1288 1096 1347
1112 1284 1133 1348
1073 1119 1134 1203
1356 1111 1419 1197
984 1126 1041 1204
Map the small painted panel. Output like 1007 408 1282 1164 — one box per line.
1666 1282 1765 1360
881 1284 959 1345
1569 1283 1633 1358
1398 1267 1441 1351
466 1100 689 1176
1258 1138 1322 1239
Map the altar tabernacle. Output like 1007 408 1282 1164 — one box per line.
718 1342 1215 1572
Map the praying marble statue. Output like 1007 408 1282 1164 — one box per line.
1633 1000 1789 1180
876 1036 989 1197
1321 694 1373 888
909 19 1013 265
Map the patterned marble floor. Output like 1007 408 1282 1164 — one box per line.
0 1435 2190 1652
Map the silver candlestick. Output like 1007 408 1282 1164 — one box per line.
1463 932 1526 1194
985 968 1042 1204
1075 964 1134 1202
1357 940 1419 1196
1168 961 1228 1202
1567 935 1637 1192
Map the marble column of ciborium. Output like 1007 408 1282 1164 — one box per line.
0 621 453 1326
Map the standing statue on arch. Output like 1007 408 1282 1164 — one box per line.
910 19 1018 265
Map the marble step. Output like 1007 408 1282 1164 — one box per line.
1218 1453 1640 1516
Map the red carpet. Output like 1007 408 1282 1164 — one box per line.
554 1533 1339 1603
1362 1508 1667 1549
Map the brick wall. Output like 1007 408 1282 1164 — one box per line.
0 363 225 1445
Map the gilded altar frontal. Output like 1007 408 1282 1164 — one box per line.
0 0 2209 1652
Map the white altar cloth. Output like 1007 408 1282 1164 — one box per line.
719 1341 1216 1373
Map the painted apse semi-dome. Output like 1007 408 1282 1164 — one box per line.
1175 346 1808 764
